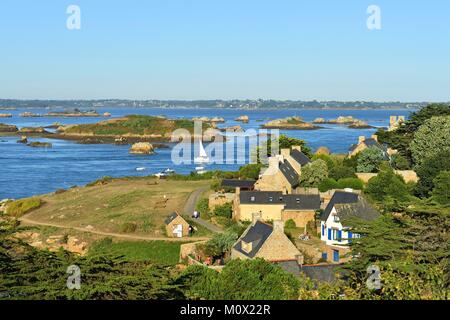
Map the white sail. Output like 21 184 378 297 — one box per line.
198 140 207 157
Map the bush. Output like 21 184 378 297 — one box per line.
312 154 334 170
329 166 356 180
366 169 410 202
238 164 261 180
431 171 450 205
415 150 450 197
410 116 450 167
213 203 233 218
336 178 364 190
119 222 138 233
284 219 296 229
318 178 338 192
357 147 385 173
391 153 410 170
195 198 210 216
6 197 42 217
299 159 329 187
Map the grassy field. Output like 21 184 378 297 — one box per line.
63 115 211 136
24 177 212 238
89 238 182 265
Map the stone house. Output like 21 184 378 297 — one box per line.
233 189 321 228
165 212 190 238
348 135 388 158
389 115 405 131
231 213 303 264
319 190 379 263
255 146 310 194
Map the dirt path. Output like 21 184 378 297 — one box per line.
183 187 224 233
19 216 210 242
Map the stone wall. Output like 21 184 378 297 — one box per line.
208 192 235 210
281 210 315 229
357 170 418 183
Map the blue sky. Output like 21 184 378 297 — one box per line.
0 0 449 101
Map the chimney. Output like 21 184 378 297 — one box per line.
273 220 284 233
280 148 290 157
389 115 397 126
358 136 365 144
252 211 262 224
398 116 405 123
371 134 378 142
292 145 302 152
235 187 240 196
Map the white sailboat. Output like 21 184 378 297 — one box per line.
194 139 210 164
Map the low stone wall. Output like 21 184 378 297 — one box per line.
208 193 235 210
179 240 207 262
357 170 418 183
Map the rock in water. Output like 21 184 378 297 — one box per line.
27 141 52 148
235 115 249 123
129 142 154 154
17 136 28 144
0 123 18 132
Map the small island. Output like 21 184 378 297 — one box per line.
261 116 321 130
312 116 374 129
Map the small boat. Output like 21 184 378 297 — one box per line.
164 168 175 174
195 166 205 171
194 140 210 164
154 172 168 178
135 167 146 172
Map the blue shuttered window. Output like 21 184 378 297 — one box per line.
337 230 342 241
327 228 332 240
322 224 325 236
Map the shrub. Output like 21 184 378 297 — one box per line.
284 219 296 229
366 169 410 202
391 153 410 170
431 171 450 205
312 154 334 170
329 166 356 180
357 147 385 173
299 159 329 187
238 164 261 180
119 222 138 233
213 203 233 218
195 198 210 216
336 178 364 190
6 197 42 217
318 178 338 192
415 150 450 197
410 116 450 167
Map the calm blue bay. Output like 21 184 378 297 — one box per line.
0 108 412 199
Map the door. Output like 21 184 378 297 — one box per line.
333 249 340 262
173 224 183 238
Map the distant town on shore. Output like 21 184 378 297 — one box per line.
0 99 441 110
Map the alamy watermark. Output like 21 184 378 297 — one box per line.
66 5 81 30
67 264 81 290
367 5 381 30
366 264 382 290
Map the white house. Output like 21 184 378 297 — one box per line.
319 190 379 263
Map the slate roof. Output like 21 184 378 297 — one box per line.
348 138 386 152
279 160 299 187
291 149 311 166
283 194 321 210
320 191 379 222
233 221 273 258
221 179 256 189
239 191 320 211
164 212 181 225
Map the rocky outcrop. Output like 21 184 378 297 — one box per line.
221 125 244 133
210 117 225 123
103 112 112 117
20 112 42 117
192 116 225 123
28 141 52 148
17 136 28 144
0 123 18 133
262 116 320 130
19 127 50 134
312 116 373 129
315 146 331 155
0 113 12 118
129 142 154 154
235 115 249 123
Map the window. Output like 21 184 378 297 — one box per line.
337 230 342 241
322 224 325 236
333 250 340 262
327 228 332 240
250 196 255 202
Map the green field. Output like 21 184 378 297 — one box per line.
89 238 183 265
